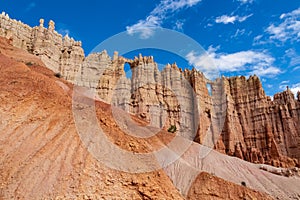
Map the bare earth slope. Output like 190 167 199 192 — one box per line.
0 38 183 199
1 14 299 168
187 172 273 200
0 37 287 200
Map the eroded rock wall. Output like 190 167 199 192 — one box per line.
1 13 300 168
86 52 300 167
217 76 300 167
0 12 84 82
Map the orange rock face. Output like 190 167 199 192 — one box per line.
187 172 273 200
0 37 184 199
216 76 300 168
2 13 299 168
0 36 280 200
94 54 300 168
81 51 300 168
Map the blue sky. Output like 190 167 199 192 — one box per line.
1 0 300 96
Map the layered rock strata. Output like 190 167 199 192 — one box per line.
0 12 84 82
80 51 300 168
216 76 300 167
1 13 300 168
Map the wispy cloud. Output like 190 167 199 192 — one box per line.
290 83 300 96
174 20 185 31
293 66 300 71
236 0 254 4
186 46 281 78
253 34 267 45
251 65 281 77
56 23 71 37
282 82 300 96
285 49 300 70
58 29 70 36
25 2 36 12
126 0 201 38
231 28 246 38
280 80 290 85
215 14 253 24
279 81 300 99
266 7 300 43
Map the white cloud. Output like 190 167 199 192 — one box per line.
266 84 273 89
254 35 263 40
215 15 236 24
251 66 281 77
266 7 300 42
290 53 300 67
284 48 300 71
279 81 290 92
126 0 201 38
186 46 281 78
293 66 300 71
280 80 290 84
279 85 287 91
290 83 300 96
236 0 254 4
253 34 267 45
58 29 70 36
215 14 253 24
174 20 185 31
126 16 161 39
279 82 300 98
239 14 253 22
56 23 71 36
231 29 246 38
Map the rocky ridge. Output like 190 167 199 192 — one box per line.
79 51 300 168
0 36 281 200
1 13 300 168
0 12 84 82
218 76 300 167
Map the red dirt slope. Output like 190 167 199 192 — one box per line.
0 37 183 199
187 172 273 200
0 37 274 199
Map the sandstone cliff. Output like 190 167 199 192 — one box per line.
0 12 84 82
81 50 300 168
217 76 300 167
0 36 284 200
1 13 300 169
0 37 185 199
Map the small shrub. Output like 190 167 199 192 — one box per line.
241 181 247 187
25 62 33 66
54 72 62 78
168 125 177 133
205 108 211 118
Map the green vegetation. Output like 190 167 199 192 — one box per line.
168 125 177 133
54 72 62 78
241 181 247 187
25 61 33 66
